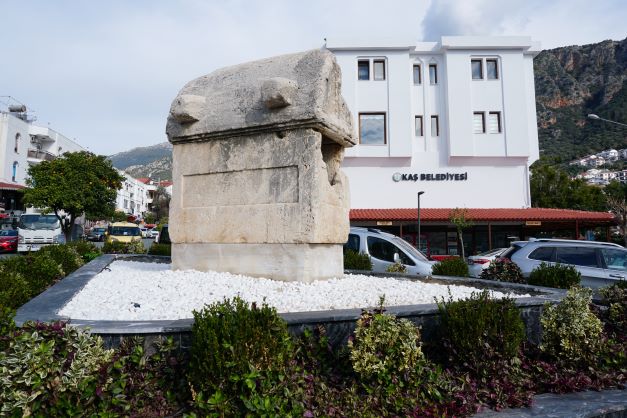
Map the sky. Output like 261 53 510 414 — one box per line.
1 0 625 156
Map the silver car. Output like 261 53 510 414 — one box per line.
502 238 627 289
345 227 434 276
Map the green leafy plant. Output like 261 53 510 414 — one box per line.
1 252 64 295
0 322 113 417
189 297 299 416
386 262 407 273
67 240 102 263
0 269 31 310
102 240 145 254
38 244 84 276
0 307 16 350
432 257 469 277
540 286 603 365
599 281 627 336
436 290 526 367
479 258 525 283
344 249 372 271
148 243 171 256
528 262 581 289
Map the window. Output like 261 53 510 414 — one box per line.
555 247 599 268
123 199 128 209
373 59 385 80
367 236 415 265
529 246 555 262
473 112 485 133
415 116 423 136
430 115 439 137
358 60 370 80
471 59 483 79
344 234 360 253
486 59 499 79
359 113 386 145
601 248 627 271
14 133 20 153
11 161 18 182
413 64 421 84
429 64 438 84
488 112 502 133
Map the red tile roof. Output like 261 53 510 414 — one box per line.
136 177 151 184
350 208 615 222
0 182 26 191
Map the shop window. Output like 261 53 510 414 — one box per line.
488 112 502 133
413 64 421 84
473 112 485 133
471 59 483 79
430 115 439 137
358 60 370 80
359 113 386 145
415 115 423 136
486 59 499 79
429 64 438 84
373 59 386 81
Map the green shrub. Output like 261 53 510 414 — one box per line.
189 297 298 416
528 262 581 289
432 257 469 277
0 307 16 350
349 307 424 383
67 240 102 262
148 243 171 256
436 290 526 367
38 244 84 276
0 322 113 417
599 282 627 335
102 240 145 254
1 253 64 295
0 269 31 310
386 262 407 273
540 286 603 365
479 258 525 283
344 249 372 271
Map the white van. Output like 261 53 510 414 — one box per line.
345 227 434 276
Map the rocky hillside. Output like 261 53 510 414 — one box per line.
109 142 173 180
535 37 627 161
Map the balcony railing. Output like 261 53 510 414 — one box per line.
27 149 56 162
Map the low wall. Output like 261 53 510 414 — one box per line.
15 255 565 349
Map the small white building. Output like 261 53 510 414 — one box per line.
115 171 150 218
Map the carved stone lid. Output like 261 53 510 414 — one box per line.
166 49 355 147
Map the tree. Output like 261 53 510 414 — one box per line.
530 164 607 211
449 208 472 259
23 151 124 242
604 181 627 246
112 210 128 223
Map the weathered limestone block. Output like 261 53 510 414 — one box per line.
166 49 355 282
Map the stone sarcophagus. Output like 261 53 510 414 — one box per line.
166 49 355 282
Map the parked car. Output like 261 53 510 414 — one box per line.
87 227 107 242
0 229 18 253
501 238 627 289
139 227 149 238
467 248 507 278
147 228 159 239
105 222 142 244
155 224 170 244
345 227 434 276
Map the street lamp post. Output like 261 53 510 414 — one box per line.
417 191 425 252
588 114 627 128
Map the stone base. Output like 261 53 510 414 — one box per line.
171 243 343 283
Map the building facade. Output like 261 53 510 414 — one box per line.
115 171 150 218
327 37 614 255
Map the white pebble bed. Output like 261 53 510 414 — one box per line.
58 260 529 321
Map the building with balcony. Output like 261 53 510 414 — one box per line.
327 37 615 255
115 171 151 218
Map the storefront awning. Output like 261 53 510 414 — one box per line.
0 182 26 191
350 208 616 224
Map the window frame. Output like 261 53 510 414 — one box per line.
486 59 499 80
415 115 423 137
430 115 439 137
471 59 483 80
488 111 502 133
429 64 438 85
357 60 370 81
413 64 422 84
11 161 18 182
473 112 486 134
14 133 20 153
373 59 386 81
358 112 387 145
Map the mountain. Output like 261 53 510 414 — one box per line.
534 37 627 162
111 38 627 177
108 142 173 179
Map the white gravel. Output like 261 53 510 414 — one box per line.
58 260 529 321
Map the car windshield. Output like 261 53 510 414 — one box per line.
392 235 430 262
110 226 141 236
93 228 106 233
0 230 17 236
19 215 59 230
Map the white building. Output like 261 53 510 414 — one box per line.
326 36 615 254
115 171 150 218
